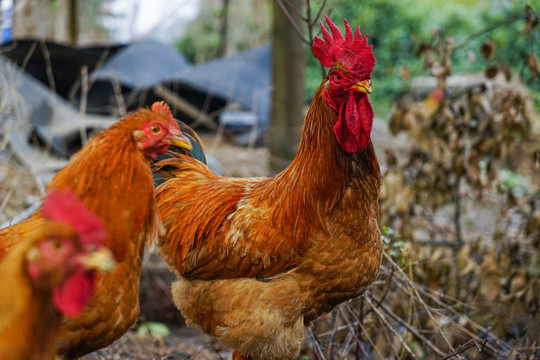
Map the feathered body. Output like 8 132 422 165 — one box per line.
0 189 114 360
0 223 76 360
155 17 382 360
51 115 158 357
0 102 193 358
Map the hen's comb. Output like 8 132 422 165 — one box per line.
151 101 179 129
42 188 106 248
313 16 375 76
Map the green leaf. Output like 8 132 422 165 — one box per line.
136 321 171 338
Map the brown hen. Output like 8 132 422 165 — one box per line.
0 102 193 358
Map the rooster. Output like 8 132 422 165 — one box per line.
154 16 382 360
0 102 196 358
0 188 115 360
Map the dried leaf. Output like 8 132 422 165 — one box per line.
510 276 526 295
399 65 410 81
414 42 430 57
481 39 497 59
478 253 501 302
485 65 499 79
523 5 539 33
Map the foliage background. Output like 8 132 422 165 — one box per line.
175 0 538 117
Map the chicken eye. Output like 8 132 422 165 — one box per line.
49 240 62 250
149 124 162 136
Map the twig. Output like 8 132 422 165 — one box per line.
356 297 364 360
376 296 447 357
439 338 488 360
78 65 89 145
339 306 385 360
452 13 527 54
307 325 327 360
412 284 505 357
365 296 419 359
0 40 18 54
311 0 328 28
328 308 339 360
382 252 456 351
454 177 463 247
39 40 56 94
0 173 20 222
275 0 310 44
282 0 308 21
110 77 126 116
20 41 37 72
411 239 461 248
363 264 396 317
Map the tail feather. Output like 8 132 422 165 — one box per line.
153 152 204 186
153 120 206 187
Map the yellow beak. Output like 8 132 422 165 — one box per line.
75 248 116 272
352 79 372 94
170 130 193 151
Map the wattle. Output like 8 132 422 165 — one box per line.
145 143 170 159
52 268 95 317
333 91 373 153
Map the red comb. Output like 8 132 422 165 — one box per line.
42 188 106 248
313 16 375 77
151 101 179 130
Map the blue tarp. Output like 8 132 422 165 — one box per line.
78 42 272 138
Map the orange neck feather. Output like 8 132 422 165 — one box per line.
255 82 380 243
48 116 157 262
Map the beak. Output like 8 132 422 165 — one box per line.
26 247 40 262
351 79 372 94
75 247 116 272
170 129 193 151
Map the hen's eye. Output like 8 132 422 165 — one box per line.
149 124 162 135
50 240 62 250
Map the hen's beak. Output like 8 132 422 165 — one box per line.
75 248 116 272
170 129 193 151
351 79 372 94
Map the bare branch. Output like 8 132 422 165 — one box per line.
282 0 308 21
376 297 447 357
365 296 419 359
312 0 328 27
275 0 310 44
452 13 527 55
39 40 56 94
439 339 489 360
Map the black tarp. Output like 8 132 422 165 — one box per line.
2 38 272 144
0 38 123 99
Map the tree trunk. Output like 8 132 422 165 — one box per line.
67 0 79 45
216 0 230 58
269 0 305 173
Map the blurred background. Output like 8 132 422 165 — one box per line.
0 0 539 359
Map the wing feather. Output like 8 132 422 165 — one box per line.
155 155 311 280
